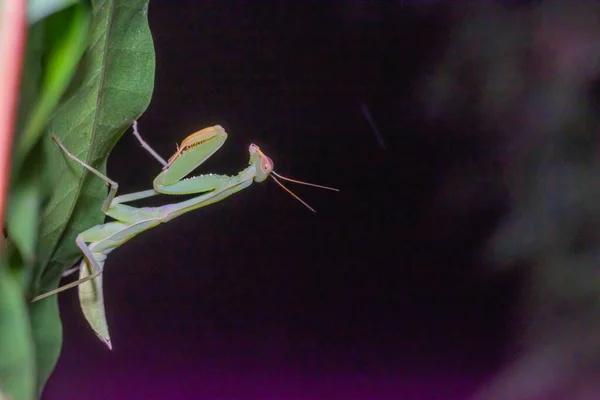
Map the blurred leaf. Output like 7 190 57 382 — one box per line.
28 296 61 398
27 0 80 25
5 144 48 271
14 2 90 170
13 14 44 149
5 13 44 285
0 270 35 400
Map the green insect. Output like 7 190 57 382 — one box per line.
32 122 338 349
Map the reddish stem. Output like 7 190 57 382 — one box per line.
0 0 26 247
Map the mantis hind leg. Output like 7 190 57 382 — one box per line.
52 134 119 213
31 234 102 302
62 265 79 277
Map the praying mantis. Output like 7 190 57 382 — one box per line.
31 122 338 349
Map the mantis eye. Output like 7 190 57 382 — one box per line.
261 156 274 174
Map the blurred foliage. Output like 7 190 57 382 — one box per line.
414 2 600 399
0 0 155 399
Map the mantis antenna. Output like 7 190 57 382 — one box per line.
269 171 339 213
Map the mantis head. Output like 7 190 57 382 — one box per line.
248 143 339 213
249 143 274 183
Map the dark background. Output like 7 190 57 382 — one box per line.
42 3 531 399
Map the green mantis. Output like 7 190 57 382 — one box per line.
32 122 338 349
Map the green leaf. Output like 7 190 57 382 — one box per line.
5 142 49 271
30 0 155 394
34 0 155 294
0 270 35 400
28 297 62 398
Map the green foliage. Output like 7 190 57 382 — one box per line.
0 270 35 400
0 0 155 399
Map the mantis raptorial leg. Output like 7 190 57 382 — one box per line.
32 122 338 349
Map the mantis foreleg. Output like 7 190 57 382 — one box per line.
131 120 168 167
